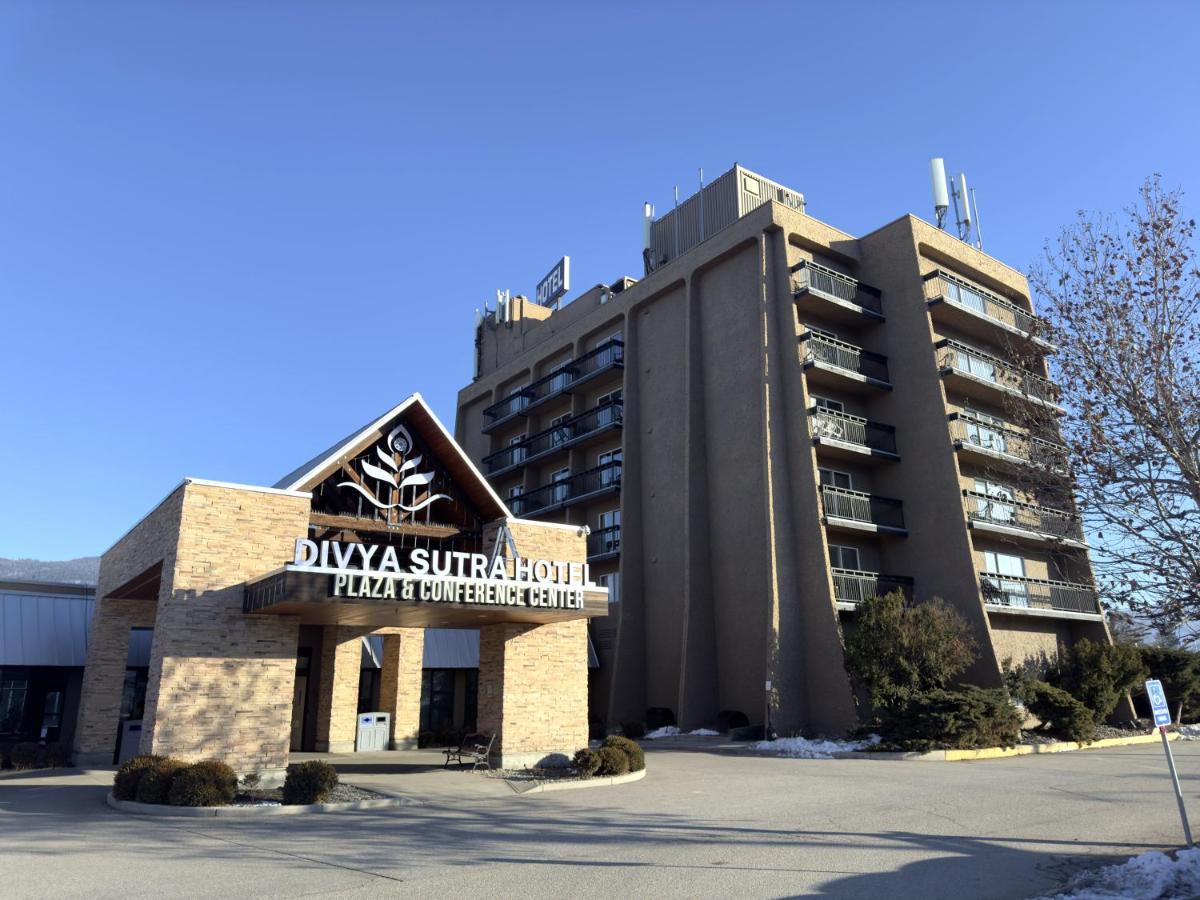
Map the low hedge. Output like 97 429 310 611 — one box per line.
880 686 1022 752
282 760 339 805
601 735 645 772
1024 680 1096 744
572 748 601 778
595 746 630 777
167 760 238 807
134 758 189 804
9 742 41 770
113 755 167 801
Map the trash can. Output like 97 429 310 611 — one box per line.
355 712 390 752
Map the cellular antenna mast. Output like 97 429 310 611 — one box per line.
930 157 949 229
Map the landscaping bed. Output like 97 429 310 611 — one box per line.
225 783 386 807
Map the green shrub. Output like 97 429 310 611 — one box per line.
843 592 978 713
282 760 339 805
1139 646 1200 722
9 742 41 770
572 748 601 778
595 746 630 777
44 743 72 769
1025 680 1096 743
134 758 188 804
621 721 646 739
113 755 166 800
602 735 645 772
167 760 238 807
1048 639 1147 721
879 687 1022 752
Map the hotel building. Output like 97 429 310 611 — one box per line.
455 164 1123 736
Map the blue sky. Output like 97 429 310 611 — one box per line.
2 1 1198 560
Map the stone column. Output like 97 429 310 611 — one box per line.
379 629 424 749
72 599 156 766
314 625 366 753
477 619 588 768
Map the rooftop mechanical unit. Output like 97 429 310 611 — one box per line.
644 164 806 273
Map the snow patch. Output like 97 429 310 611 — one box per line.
1036 847 1200 899
752 734 881 759
643 726 723 740
1177 724 1200 740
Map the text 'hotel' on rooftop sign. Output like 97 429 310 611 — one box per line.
535 256 570 307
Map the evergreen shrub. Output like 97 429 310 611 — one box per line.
167 760 238 807
282 760 339 805
601 735 645 772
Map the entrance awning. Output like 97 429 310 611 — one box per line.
244 566 608 628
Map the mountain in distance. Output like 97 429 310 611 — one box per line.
0 557 100 585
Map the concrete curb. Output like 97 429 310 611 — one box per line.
833 731 1177 761
106 791 414 817
506 767 646 794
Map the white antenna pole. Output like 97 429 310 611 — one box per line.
930 158 949 229
698 167 705 241
970 187 984 251
673 185 680 259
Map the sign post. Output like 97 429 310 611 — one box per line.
1146 678 1193 848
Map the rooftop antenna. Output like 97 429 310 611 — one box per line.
970 186 984 251
642 201 655 275
698 167 705 241
930 157 949 229
673 185 680 259
951 172 972 243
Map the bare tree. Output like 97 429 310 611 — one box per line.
1016 177 1200 641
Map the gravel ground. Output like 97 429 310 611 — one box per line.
234 783 388 806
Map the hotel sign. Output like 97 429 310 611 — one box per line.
535 256 570 307
291 538 596 613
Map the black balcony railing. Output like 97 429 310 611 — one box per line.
948 413 1069 470
820 485 906 531
510 461 622 516
979 573 1100 615
792 260 883 317
809 408 898 455
924 270 1040 335
936 340 1058 407
802 333 890 384
963 490 1084 541
588 524 621 558
483 401 623 473
831 569 914 604
483 339 624 426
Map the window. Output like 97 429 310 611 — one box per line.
946 277 989 315
507 433 526 463
547 361 573 394
550 413 572 447
974 479 1015 523
550 467 571 504
982 551 1028 607
598 509 621 554
0 675 28 734
955 347 997 382
818 467 853 490
599 572 620 604
598 447 622 485
828 544 860 571
809 325 839 340
811 395 844 413
964 411 1008 454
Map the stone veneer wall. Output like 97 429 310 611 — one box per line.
476 519 594 765
138 482 311 775
378 628 425 749
313 624 372 753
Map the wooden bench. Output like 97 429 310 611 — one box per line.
443 732 495 770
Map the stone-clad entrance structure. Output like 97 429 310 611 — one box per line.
73 394 606 779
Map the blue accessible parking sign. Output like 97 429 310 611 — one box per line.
1146 678 1173 728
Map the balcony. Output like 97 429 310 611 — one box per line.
936 339 1063 412
482 338 624 432
963 491 1085 547
949 413 1069 474
483 400 623 475
792 260 884 323
924 270 1052 350
820 485 907 535
809 408 899 462
509 461 622 517
801 333 892 392
588 524 621 561
980 573 1101 618
832 569 913 607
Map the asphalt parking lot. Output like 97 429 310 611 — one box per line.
2 740 1197 899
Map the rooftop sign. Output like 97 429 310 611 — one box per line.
535 256 570 307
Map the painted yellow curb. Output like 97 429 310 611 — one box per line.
837 731 1178 762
